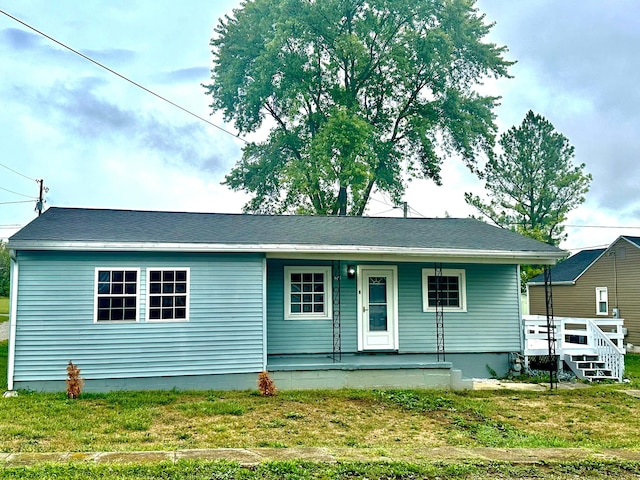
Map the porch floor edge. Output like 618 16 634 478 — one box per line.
267 354 452 372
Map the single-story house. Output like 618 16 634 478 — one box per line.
6 207 565 392
529 235 640 346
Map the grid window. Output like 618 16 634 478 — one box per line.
422 268 467 312
95 269 139 322
427 276 460 308
284 267 332 320
148 269 189 321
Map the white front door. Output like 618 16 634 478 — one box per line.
358 266 398 351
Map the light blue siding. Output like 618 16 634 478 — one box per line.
266 259 357 355
267 260 520 355
397 263 521 353
13 251 265 383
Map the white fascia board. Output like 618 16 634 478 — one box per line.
8 240 565 265
266 251 563 265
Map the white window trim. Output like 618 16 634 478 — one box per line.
146 267 190 323
595 286 608 316
284 266 332 320
94 267 141 323
422 268 467 313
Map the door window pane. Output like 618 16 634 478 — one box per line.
368 277 387 304
369 305 387 331
368 276 388 331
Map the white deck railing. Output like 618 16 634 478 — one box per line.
523 315 625 381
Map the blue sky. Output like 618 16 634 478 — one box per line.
1 1 639 253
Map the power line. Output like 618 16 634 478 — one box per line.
408 206 427 218
368 196 396 209
0 9 248 144
0 162 35 182
0 185 36 199
0 200 34 205
565 224 640 229
369 208 397 216
563 244 609 252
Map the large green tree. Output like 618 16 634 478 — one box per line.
0 241 9 297
206 0 513 214
465 110 592 246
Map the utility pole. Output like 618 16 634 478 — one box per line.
403 201 408 218
35 179 47 216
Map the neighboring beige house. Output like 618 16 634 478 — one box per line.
528 236 640 346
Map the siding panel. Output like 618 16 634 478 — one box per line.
13 251 265 382
530 239 640 345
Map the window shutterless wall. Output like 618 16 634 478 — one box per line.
11 251 265 384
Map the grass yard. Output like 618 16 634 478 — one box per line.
0 340 6 390
0 296 8 320
0 344 639 477
0 339 639 455
1 459 639 479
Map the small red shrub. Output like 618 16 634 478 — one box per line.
257 370 277 396
66 361 84 399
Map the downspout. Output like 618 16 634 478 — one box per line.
262 257 267 371
517 264 524 352
7 250 18 391
612 252 619 309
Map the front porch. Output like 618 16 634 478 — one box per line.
267 354 472 390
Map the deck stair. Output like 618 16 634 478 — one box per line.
523 315 625 382
564 354 615 381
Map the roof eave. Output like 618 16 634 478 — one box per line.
8 240 565 264
527 280 576 286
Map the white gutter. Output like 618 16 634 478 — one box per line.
527 281 575 286
7 251 18 391
7 240 565 265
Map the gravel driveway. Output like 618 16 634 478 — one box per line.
0 320 8 341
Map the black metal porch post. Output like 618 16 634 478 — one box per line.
332 260 342 363
435 263 445 362
544 265 557 389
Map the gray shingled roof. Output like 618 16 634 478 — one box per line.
9 207 564 260
622 236 640 248
528 248 605 284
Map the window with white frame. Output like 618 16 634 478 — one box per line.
95 269 140 322
422 268 467 312
596 287 608 315
284 266 332 320
147 268 190 321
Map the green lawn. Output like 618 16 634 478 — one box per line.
0 296 8 319
0 343 639 477
0 459 639 479
0 341 639 455
0 340 6 391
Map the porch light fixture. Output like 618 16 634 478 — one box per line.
347 265 356 279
